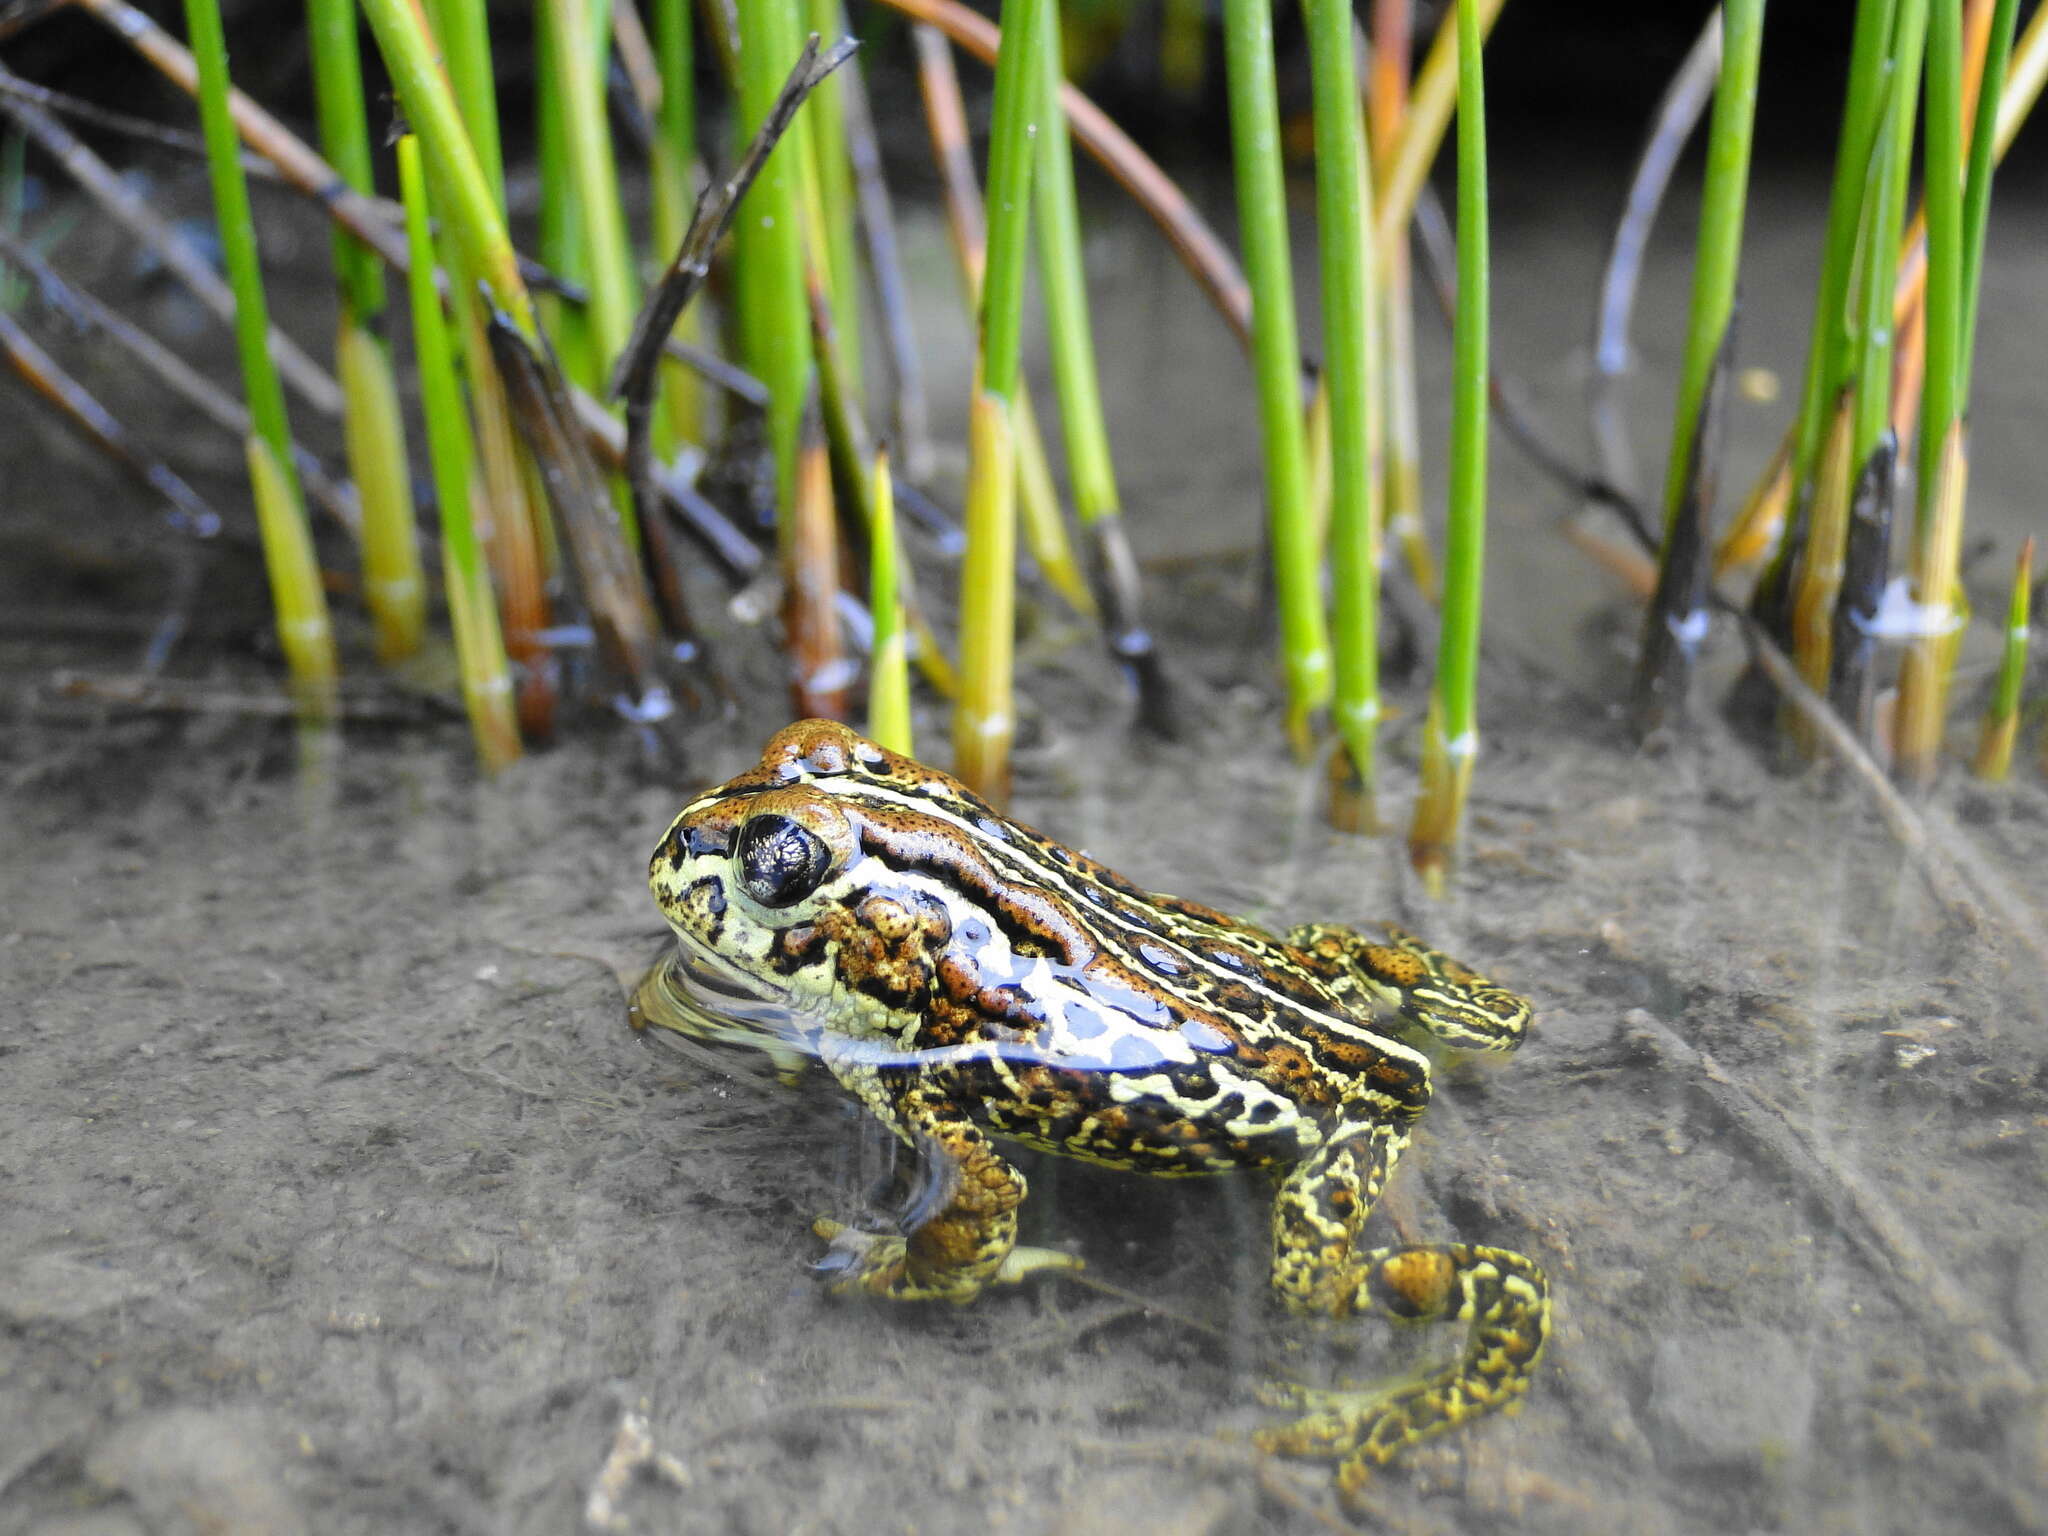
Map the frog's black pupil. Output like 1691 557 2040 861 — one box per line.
735 814 830 908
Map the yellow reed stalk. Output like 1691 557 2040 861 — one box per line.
1407 695 1470 899
867 446 913 757
1972 535 2031 780
1785 395 1856 750
953 392 1017 800
1893 419 1969 783
1712 437 1792 577
245 434 337 719
336 316 425 662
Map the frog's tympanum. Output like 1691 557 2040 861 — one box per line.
644 719 1548 1498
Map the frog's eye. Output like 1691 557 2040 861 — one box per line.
734 813 833 908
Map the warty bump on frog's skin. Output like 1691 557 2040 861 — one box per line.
645 719 1548 1497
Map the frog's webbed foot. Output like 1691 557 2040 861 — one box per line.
811 1217 1080 1302
1256 1243 1549 1504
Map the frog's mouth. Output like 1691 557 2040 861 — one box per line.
636 942 812 1048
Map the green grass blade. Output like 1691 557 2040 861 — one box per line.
867 446 913 756
1657 0 1764 531
733 0 812 516
1304 0 1381 809
398 133 520 771
184 0 336 716
1221 0 1328 745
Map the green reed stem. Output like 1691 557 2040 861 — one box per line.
425 0 505 210
734 0 811 515
1222 0 1329 746
1408 0 1488 891
1918 0 1964 521
977 0 1041 403
542 0 638 391
1658 0 1764 531
1959 0 2018 406
955 0 1042 800
535 11 595 390
1031 0 1118 528
185 0 336 716
304 0 382 321
1435 0 1489 754
867 446 913 756
1305 0 1382 807
806 0 862 389
398 134 519 772
1786 0 1896 500
1971 535 2030 780
307 0 423 663
1852 0 1927 464
360 0 534 338
650 0 704 444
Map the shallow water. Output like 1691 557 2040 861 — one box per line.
5 151 2048 1534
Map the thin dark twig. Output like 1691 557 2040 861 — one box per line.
608 35 858 594
0 225 359 530
516 252 771 404
0 71 280 174
0 306 221 536
1591 9 1723 499
489 304 671 724
609 35 855 400
68 0 411 274
0 59 345 418
663 337 770 406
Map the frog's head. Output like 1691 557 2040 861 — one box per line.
646 720 1024 1047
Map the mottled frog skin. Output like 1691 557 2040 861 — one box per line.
643 720 1548 1498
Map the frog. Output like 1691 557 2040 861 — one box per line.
641 719 1548 1500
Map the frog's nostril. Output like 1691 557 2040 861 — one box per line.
682 823 731 859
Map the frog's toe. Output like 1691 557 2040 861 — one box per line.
1253 1376 1445 1476
991 1243 1084 1285
809 1217 908 1295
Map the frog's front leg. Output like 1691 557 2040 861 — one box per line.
1287 923 1532 1054
1261 1125 1549 1501
812 1085 1078 1303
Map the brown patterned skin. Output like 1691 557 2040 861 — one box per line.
643 720 1548 1498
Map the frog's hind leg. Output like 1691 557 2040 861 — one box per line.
1264 1127 1548 1500
1287 922 1532 1054
811 1086 1079 1303
1258 1243 1550 1503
